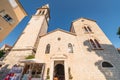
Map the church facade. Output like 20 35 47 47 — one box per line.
2 4 120 80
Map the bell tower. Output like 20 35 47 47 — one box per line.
35 4 50 21
3 4 50 67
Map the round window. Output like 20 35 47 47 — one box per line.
58 37 61 41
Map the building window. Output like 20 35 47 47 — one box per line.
102 62 113 68
3 14 13 23
68 43 73 53
0 10 14 24
81 20 84 22
87 26 92 32
57 37 61 41
39 11 41 15
42 10 45 15
84 26 88 32
83 25 93 33
89 39 102 49
0 27 2 31
94 39 101 48
90 39 96 49
45 44 50 54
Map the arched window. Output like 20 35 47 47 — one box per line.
42 10 45 15
39 11 41 15
87 26 92 32
68 43 73 53
84 27 88 32
94 39 101 48
102 62 113 68
45 44 50 54
90 39 96 48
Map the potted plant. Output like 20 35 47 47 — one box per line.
68 67 73 80
46 68 50 80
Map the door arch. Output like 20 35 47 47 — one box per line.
54 64 65 80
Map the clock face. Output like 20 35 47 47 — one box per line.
8 0 18 8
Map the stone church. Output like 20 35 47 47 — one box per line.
1 4 120 80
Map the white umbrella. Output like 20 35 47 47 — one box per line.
19 59 44 63
0 61 5 65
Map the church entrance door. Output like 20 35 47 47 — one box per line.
54 61 65 80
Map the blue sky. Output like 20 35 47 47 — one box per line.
0 0 120 48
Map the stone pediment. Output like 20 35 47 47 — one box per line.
50 54 67 59
40 29 76 37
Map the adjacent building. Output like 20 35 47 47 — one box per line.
0 44 12 51
117 48 120 54
0 0 27 42
1 4 120 80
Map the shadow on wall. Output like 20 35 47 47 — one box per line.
83 40 120 80
0 64 10 80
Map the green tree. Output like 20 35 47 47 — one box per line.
117 27 120 38
25 55 35 59
46 68 50 79
0 50 5 58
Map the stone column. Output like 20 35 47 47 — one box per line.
64 59 68 80
50 59 54 80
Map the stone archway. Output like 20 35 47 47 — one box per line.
54 63 65 80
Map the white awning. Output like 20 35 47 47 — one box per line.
0 61 5 65
19 59 44 63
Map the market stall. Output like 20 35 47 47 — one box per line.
19 59 45 80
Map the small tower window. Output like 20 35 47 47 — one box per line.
87 26 92 32
102 62 113 68
68 43 73 53
83 25 93 33
84 26 88 32
90 39 96 48
39 11 41 15
45 44 50 54
89 39 102 49
0 27 2 31
42 10 45 15
94 39 101 48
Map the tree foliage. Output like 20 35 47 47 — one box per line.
25 55 35 59
117 27 120 38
